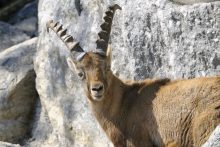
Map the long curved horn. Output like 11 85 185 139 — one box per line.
46 20 86 61
96 4 121 55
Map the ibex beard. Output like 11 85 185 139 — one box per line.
47 4 220 147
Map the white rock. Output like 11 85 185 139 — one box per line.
14 17 38 37
172 0 219 5
202 125 220 147
0 22 30 52
0 141 20 147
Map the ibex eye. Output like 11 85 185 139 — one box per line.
77 72 85 80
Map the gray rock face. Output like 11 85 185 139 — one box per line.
202 125 220 147
172 0 220 5
9 1 38 24
0 0 34 21
35 0 220 146
0 38 38 144
13 17 38 37
0 37 37 81
0 141 20 147
0 69 38 144
9 0 38 37
0 21 30 52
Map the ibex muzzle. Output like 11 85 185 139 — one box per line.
91 82 104 100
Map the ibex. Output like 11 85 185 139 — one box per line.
47 4 220 147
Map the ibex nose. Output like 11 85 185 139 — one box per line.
90 82 105 100
91 83 104 92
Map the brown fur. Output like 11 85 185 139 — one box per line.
68 52 220 147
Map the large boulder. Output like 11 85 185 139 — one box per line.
0 21 30 52
0 37 37 90
35 0 220 146
13 17 38 37
172 0 220 5
9 0 38 24
0 0 33 21
0 38 38 144
9 0 38 37
0 69 38 144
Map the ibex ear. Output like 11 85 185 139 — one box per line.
67 57 78 72
106 44 112 69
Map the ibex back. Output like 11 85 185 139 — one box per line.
47 4 220 147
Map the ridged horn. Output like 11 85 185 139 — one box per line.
96 4 121 55
46 20 86 61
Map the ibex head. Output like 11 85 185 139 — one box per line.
47 4 121 101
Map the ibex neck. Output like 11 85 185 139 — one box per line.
90 72 125 121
